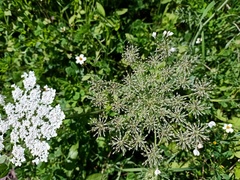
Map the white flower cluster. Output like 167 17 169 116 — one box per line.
0 71 65 166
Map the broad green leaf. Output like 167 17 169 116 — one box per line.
4 10 11 16
235 151 240 158
73 107 83 114
96 2 105 17
116 8 128 16
69 14 76 25
82 74 91 81
0 155 7 164
68 142 79 159
73 92 80 100
65 67 75 76
125 33 136 42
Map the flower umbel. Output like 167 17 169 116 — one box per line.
0 71 65 166
75 54 87 65
223 124 233 133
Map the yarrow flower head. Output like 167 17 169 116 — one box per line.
208 121 216 128
0 71 65 166
223 124 233 133
75 54 87 65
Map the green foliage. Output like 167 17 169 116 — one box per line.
0 0 239 179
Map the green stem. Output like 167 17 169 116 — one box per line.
191 0 229 47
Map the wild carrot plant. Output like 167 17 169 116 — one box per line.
90 33 213 173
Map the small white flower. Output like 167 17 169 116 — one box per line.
208 121 216 128
154 168 161 176
152 32 157 38
163 30 174 37
193 148 200 156
223 124 233 133
170 47 176 52
197 143 203 149
75 54 87 65
196 38 202 44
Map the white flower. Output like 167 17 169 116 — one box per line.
152 32 157 38
196 38 202 44
170 47 176 52
0 95 5 105
0 71 65 166
208 121 216 128
41 85 56 105
75 54 87 65
197 143 203 149
193 148 200 156
223 124 233 133
163 30 174 37
21 71 36 91
154 168 161 176
10 145 26 166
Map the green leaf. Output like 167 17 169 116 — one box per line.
125 33 136 42
96 137 106 148
69 14 76 25
4 10 11 16
68 142 79 159
73 92 80 101
170 161 192 172
96 2 105 17
161 0 172 4
82 74 91 81
216 109 228 122
0 155 7 164
200 1 215 22
0 163 9 178
73 107 83 114
115 8 128 15
229 117 240 130
86 173 107 180
235 163 240 179
234 152 240 158
65 67 75 76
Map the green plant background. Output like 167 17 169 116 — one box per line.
0 0 239 179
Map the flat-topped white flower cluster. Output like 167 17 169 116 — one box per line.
0 71 65 166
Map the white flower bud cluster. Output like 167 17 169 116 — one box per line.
0 71 65 166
